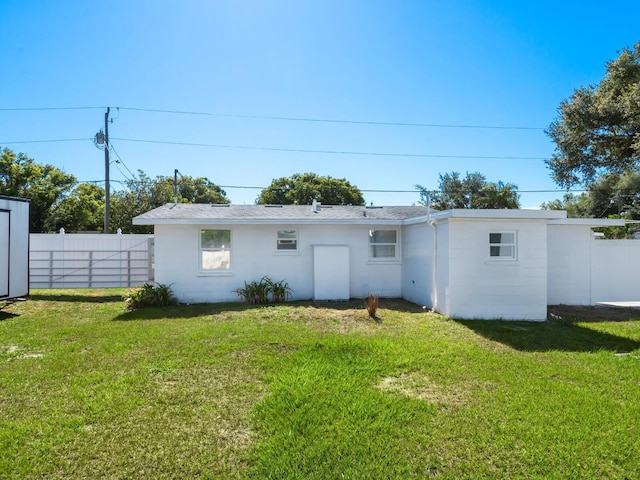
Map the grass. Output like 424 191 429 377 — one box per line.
1 291 639 479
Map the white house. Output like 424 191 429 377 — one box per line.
1 196 30 301
133 202 635 320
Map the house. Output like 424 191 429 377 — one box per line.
0 196 30 301
133 202 635 320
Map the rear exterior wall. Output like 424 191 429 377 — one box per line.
438 218 549 320
153 223 403 304
400 223 433 307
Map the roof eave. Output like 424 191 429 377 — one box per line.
132 218 408 226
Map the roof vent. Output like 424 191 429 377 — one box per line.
312 199 321 213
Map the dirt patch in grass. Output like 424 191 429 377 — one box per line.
378 372 475 409
549 305 640 322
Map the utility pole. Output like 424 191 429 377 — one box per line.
104 107 110 233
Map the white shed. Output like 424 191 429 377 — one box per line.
0 196 30 301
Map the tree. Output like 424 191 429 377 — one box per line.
256 173 365 205
477 181 520 209
416 171 520 209
540 192 592 218
546 42 640 188
110 171 229 233
0 147 76 232
542 171 640 220
45 183 105 232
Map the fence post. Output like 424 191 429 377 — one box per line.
88 251 93 288
147 237 155 282
48 250 54 288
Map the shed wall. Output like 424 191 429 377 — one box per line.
0 197 29 300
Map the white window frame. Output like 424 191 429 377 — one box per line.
276 229 298 252
200 228 232 272
488 231 517 260
368 229 400 262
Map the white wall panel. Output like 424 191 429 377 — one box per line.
547 225 592 305
439 218 548 320
591 240 640 302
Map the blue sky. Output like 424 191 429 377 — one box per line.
1 0 639 207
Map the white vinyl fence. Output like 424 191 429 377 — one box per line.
30 232 153 289
591 239 640 302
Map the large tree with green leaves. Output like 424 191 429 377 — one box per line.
546 42 640 188
416 171 520 209
45 183 105 232
0 147 77 232
110 171 229 233
542 170 640 220
256 172 365 205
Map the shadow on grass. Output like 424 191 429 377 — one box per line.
457 319 640 353
29 293 124 303
299 298 427 313
112 298 426 321
112 301 280 321
0 311 20 321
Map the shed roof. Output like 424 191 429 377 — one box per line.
133 203 430 225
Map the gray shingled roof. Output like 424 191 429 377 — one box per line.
133 203 429 225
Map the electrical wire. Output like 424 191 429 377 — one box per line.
0 138 92 144
0 107 105 111
108 142 136 179
117 107 545 131
0 105 545 130
110 137 548 161
0 136 549 160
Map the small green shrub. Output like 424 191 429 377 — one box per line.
265 278 293 303
233 276 292 304
124 283 177 310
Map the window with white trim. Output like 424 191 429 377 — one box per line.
201 229 231 270
489 232 516 259
369 229 398 260
277 229 298 250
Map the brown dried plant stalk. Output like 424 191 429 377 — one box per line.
364 294 381 322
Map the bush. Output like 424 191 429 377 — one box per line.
124 283 177 310
233 276 292 304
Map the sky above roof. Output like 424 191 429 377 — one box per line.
1 0 638 208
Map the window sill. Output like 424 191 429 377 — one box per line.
367 259 401 265
197 271 235 277
484 260 519 266
273 251 301 256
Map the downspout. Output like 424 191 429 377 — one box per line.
427 192 439 312
431 219 438 313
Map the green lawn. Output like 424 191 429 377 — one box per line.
1 290 639 479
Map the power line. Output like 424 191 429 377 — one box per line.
111 137 548 161
1 136 547 160
108 142 136 180
1 138 91 144
0 105 545 130
0 107 105 112
118 107 545 130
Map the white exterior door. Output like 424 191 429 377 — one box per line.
313 245 350 300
